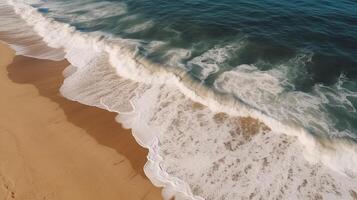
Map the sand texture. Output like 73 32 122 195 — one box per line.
0 42 162 200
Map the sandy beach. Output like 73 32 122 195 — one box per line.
0 42 162 200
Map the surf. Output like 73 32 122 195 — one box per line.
1 0 357 199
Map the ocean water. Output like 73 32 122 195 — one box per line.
1 0 357 199
31 0 357 140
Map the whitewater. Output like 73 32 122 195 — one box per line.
1 0 357 199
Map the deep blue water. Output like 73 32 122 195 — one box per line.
35 0 357 139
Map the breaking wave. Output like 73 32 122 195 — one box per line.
1 0 357 199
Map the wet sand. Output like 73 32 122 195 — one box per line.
0 42 162 200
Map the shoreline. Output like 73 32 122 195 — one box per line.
0 41 162 200
1 0 357 198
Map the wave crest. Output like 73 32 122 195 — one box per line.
1 0 357 199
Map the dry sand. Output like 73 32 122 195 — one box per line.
0 41 162 200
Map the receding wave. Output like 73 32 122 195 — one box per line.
1 0 357 199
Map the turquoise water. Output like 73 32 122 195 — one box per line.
33 0 357 139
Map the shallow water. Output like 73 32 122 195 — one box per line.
2 0 357 199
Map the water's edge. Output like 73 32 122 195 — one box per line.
1 0 357 199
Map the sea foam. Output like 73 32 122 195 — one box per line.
1 0 357 199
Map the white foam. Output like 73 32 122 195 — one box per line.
214 64 284 109
0 2 65 60
187 45 237 80
124 20 154 34
2 1 357 199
